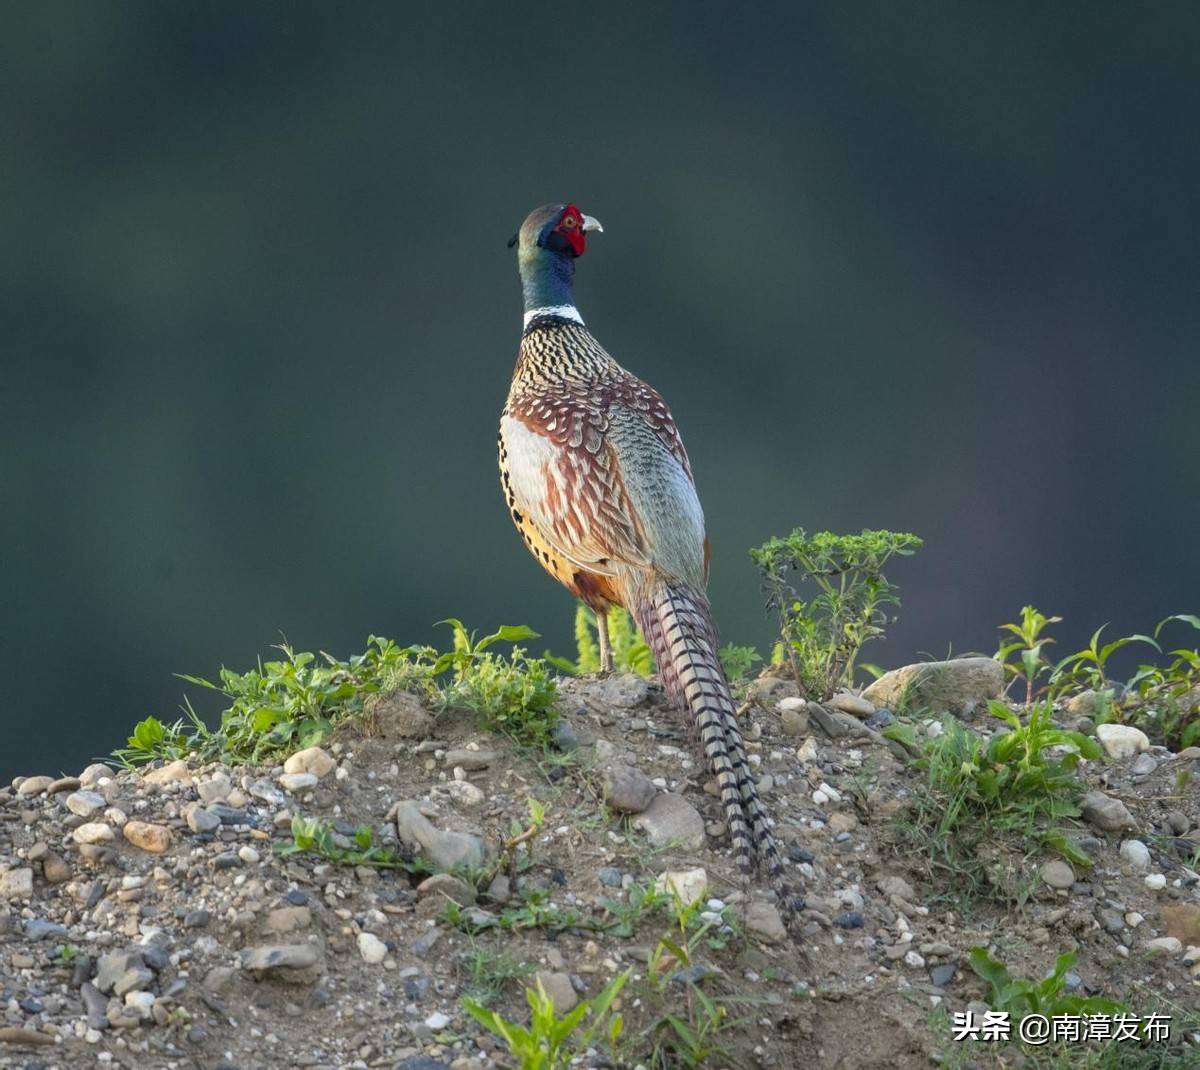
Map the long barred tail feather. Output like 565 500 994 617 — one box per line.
633 582 804 916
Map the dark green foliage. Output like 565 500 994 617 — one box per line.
750 528 922 700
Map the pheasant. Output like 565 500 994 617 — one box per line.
498 202 799 909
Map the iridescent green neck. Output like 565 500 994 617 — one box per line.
519 246 577 317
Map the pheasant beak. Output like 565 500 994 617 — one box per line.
581 215 604 234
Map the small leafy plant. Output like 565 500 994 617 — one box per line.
995 606 1062 706
969 947 1126 1020
547 604 654 677
275 814 431 875
463 968 631 1070
751 528 922 700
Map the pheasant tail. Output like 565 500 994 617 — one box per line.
632 581 802 911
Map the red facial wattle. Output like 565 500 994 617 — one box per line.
555 203 587 256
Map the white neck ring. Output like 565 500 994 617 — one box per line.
523 304 583 328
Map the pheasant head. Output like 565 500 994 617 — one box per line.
509 203 603 324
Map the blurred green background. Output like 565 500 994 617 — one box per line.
3 3 1198 780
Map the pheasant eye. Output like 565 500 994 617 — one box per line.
562 215 577 228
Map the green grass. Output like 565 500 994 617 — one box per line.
274 814 433 875
113 620 561 768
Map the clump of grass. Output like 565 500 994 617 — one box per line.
750 528 922 700
114 622 561 767
886 700 1100 901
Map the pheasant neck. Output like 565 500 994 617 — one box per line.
519 249 582 327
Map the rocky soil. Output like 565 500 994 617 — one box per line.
1 664 1199 1069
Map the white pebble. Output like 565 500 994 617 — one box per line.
1144 873 1166 890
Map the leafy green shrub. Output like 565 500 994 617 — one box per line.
547 604 654 676
718 643 761 686
995 605 1062 706
463 968 630 1070
750 528 922 700
439 620 559 748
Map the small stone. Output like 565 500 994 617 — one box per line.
240 943 323 979
745 901 787 943
73 822 115 845
1130 753 1158 777
123 821 172 853
0 868 34 899
417 873 477 906
877 875 916 901
357 932 388 964
864 708 894 729
278 772 319 792
1095 723 1150 760
186 806 221 834
264 905 311 933
829 690 874 718
1146 937 1183 957
484 873 511 904
65 791 107 818
23 919 67 941
197 775 231 804
442 748 496 771
46 775 80 795
79 763 114 787
601 763 657 814
442 780 486 807
283 746 336 779
393 801 488 872
598 867 623 888
1145 873 1167 891
142 759 191 785
1039 860 1075 890
835 911 864 929
780 706 809 736
411 928 442 958
654 868 708 905
533 971 578 1012
1081 791 1137 832
42 853 71 883
184 909 211 928
599 673 650 708
238 845 261 864
1119 839 1151 872
930 964 956 987
16 775 54 797
424 1010 452 1030
631 794 705 850
114 966 155 996
904 950 926 968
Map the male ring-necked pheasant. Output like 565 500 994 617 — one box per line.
498 202 798 909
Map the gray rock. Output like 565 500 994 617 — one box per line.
1120 839 1152 871
601 763 657 814
1130 753 1158 777
113 966 155 996
186 806 222 834
410 928 442 958
0 867 34 899
862 657 1003 716
442 748 496 771
80 982 108 1030
416 873 477 905
79 763 114 787
745 901 787 943
23 919 67 941
631 793 705 850
239 943 323 981
1096 723 1150 760
393 801 488 871
808 704 851 738
877 875 917 901
552 720 580 751
96 950 146 995
829 690 874 718
533 970 578 1012
930 964 956 987
64 790 107 818
598 867 623 888
1040 860 1076 890
1081 791 1137 832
